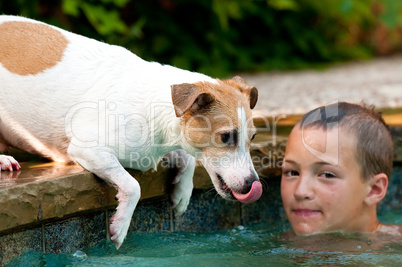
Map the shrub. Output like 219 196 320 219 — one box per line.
1 0 401 76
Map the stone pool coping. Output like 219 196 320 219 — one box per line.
0 161 215 234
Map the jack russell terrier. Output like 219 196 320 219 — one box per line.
0 15 262 248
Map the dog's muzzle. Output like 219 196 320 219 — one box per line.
216 173 263 203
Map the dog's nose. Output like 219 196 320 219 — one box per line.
244 171 259 189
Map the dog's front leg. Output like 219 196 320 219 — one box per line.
0 155 20 171
163 149 195 215
68 144 140 249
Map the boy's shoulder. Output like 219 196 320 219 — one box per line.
377 224 402 236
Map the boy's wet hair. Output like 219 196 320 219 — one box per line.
298 102 394 180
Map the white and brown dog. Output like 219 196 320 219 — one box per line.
0 15 262 248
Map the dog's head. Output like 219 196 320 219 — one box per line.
171 76 262 203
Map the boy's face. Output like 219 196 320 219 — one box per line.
281 126 373 234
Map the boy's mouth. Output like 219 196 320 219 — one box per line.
292 209 322 217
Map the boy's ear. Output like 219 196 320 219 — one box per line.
364 173 388 207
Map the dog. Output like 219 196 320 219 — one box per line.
0 15 262 248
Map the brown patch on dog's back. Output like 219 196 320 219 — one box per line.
0 21 68 75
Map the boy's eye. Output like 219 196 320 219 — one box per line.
284 170 299 177
319 171 336 179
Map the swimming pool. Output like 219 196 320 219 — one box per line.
7 208 402 266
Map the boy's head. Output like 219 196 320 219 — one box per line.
281 102 393 235
299 102 393 180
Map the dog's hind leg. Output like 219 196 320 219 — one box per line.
68 144 140 249
163 149 195 215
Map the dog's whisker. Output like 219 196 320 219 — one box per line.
260 178 269 190
206 187 216 193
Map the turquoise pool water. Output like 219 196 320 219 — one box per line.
8 209 402 266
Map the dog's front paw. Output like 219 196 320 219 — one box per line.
171 175 193 215
0 155 20 171
171 192 191 216
109 189 138 249
109 213 131 249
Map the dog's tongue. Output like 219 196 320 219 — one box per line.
231 181 263 203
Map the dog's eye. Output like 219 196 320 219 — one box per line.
221 131 237 146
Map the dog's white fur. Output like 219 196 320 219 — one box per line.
0 15 260 248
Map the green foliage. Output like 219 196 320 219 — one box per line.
1 0 402 76
379 0 402 29
62 0 129 35
268 0 299 11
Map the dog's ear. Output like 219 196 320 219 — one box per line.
231 76 258 109
171 83 214 117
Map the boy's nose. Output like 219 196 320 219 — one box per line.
294 175 315 200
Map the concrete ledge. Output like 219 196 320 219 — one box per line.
0 162 215 234
0 165 113 233
0 161 283 235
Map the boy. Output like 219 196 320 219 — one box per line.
281 102 401 236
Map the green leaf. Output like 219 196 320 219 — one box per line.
380 0 402 29
62 0 81 16
339 0 353 14
267 0 299 11
212 0 242 30
129 17 146 39
100 0 130 7
81 3 127 35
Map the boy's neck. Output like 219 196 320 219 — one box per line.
357 206 380 233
